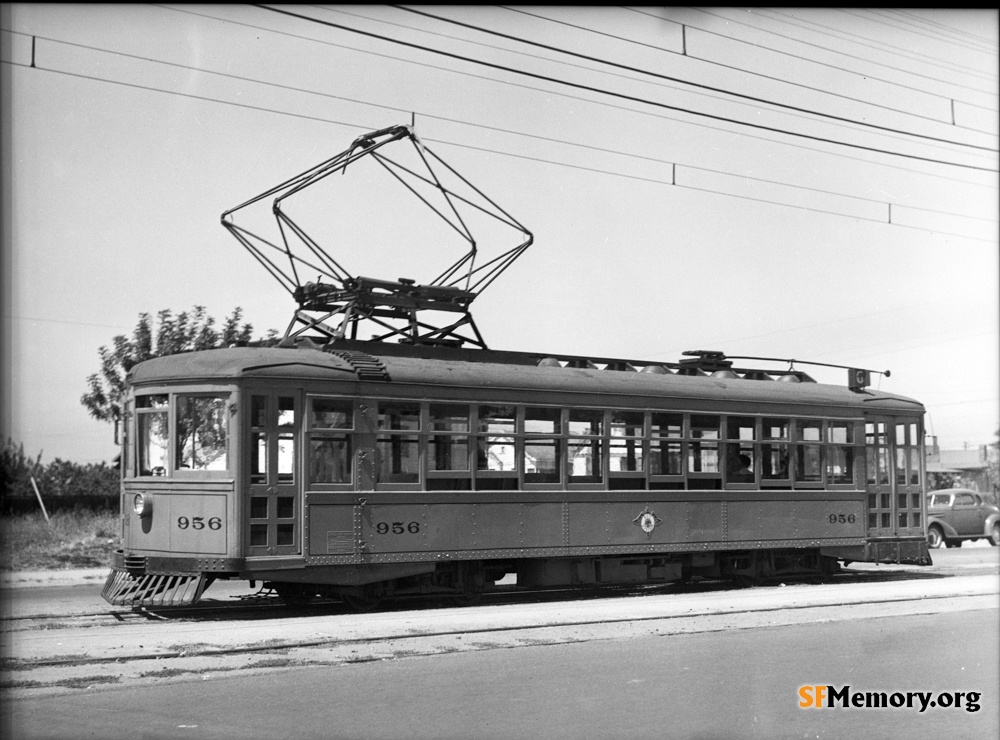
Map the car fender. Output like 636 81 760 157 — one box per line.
984 512 1000 536
927 515 959 538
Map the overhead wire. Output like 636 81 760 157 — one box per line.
749 8 999 84
310 4 996 160
152 4 999 189
652 7 1000 102
860 8 1000 55
888 9 1000 48
830 8 999 63
6 26 996 238
493 5 997 141
254 4 997 172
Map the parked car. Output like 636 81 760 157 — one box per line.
926 489 1000 548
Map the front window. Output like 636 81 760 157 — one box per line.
133 391 230 476
137 394 169 476
175 395 229 471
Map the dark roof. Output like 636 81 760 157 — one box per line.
129 345 924 414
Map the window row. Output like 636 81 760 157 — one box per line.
304 399 875 490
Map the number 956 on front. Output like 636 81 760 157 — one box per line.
170 495 227 554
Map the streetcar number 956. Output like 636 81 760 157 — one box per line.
828 514 856 524
375 521 420 535
177 516 222 530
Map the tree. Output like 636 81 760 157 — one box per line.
81 307 261 438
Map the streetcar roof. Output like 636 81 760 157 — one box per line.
128 345 924 414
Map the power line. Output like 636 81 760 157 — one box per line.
269 3 998 164
863 8 1000 55
492 5 997 142
9 58 992 244
839 9 999 63
9 28 996 236
753 8 998 84
152 5 1000 188
255 5 997 172
660 7 1000 103
889 9 1000 49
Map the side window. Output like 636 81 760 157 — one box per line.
428 403 472 491
649 413 683 478
688 415 720 475
826 422 855 485
954 493 975 506
308 397 353 485
376 402 420 484
567 409 603 484
725 416 756 484
477 405 517 476
609 412 644 472
796 420 823 483
761 418 790 482
524 407 561 484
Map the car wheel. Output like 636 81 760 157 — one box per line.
927 526 944 549
990 524 1000 547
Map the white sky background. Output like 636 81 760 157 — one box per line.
1 5 997 464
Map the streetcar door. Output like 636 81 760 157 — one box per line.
247 392 301 556
865 419 894 537
865 415 924 538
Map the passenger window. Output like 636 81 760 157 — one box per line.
761 418 790 481
688 415 720 474
175 395 229 472
796 421 823 483
726 416 755 483
376 401 420 484
567 409 602 484
429 404 470 473
609 411 644 473
826 422 854 485
308 397 353 485
649 413 682 477
477 405 516 473
525 407 561 483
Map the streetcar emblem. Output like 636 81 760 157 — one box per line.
633 507 662 539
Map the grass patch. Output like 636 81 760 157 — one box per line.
0 510 119 571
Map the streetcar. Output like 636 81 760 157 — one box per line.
101 125 931 608
101 339 930 608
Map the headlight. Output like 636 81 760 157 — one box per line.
133 492 153 517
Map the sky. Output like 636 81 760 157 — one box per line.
1 5 998 464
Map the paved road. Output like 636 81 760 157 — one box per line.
3 608 997 740
2 546 997 739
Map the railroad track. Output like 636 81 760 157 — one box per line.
1 564 966 632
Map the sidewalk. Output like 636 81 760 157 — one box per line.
0 568 107 589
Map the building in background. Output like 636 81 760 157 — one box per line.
926 437 993 494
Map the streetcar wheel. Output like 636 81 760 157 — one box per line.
927 527 944 549
990 524 1000 547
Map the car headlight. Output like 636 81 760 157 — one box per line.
133 492 153 517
